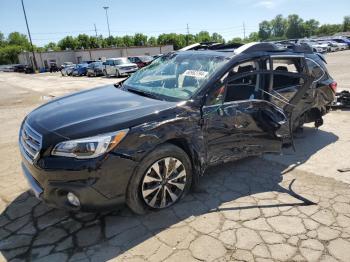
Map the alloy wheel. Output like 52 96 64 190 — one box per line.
141 157 187 209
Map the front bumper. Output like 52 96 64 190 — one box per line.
20 152 137 212
119 68 138 75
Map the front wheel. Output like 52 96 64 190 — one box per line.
126 143 192 215
115 69 120 78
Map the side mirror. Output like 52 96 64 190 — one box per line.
102 62 106 66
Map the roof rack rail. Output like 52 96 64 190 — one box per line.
179 42 243 51
179 41 314 54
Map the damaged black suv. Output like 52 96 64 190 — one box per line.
19 42 336 214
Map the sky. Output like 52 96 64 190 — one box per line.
0 0 349 46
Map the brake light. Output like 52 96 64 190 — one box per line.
329 81 337 93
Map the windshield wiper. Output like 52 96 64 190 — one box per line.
127 88 162 100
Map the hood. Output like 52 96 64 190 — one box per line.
27 85 177 141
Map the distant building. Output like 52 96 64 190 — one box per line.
18 45 173 69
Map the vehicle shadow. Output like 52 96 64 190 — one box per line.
264 126 339 172
0 128 338 262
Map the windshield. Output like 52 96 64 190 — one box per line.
139 56 153 62
115 58 130 65
124 52 228 100
88 62 102 68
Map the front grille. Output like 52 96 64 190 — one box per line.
121 66 136 70
19 122 42 164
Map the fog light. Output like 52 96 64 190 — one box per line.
67 192 80 207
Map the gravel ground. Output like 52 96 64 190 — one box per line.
0 51 350 262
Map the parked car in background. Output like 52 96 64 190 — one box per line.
152 54 163 59
103 58 138 77
332 38 350 48
14 64 26 72
323 41 341 52
87 61 104 77
61 64 76 76
49 62 59 73
331 39 348 50
128 56 154 68
71 64 88 76
19 42 336 213
1 65 15 72
60 62 74 70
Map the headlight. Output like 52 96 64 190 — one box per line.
51 129 129 159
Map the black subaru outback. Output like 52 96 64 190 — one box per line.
19 42 336 214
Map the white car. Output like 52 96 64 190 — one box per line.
103 58 138 78
318 41 337 52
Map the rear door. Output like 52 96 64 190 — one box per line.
202 58 288 165
268 55 306 109
106 60 113 75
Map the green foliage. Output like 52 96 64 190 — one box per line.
7 32 30 49
57 36 78 50
303 19 319 37
271 15 287 38
148 36 158 46
0 45 22 64
258 21 272 40
285 14 304 39
317 24 342 36
44 42 59 51
344 16 350 32
133 33 148 46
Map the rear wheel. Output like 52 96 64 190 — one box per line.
104 69 109 78
126 143 192 215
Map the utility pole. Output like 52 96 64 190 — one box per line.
94 24 98 37
243 22 246 40
186 23 190 45
103 6 111 38
21 0 38 71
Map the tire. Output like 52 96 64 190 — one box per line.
126 143 192 215
104 70 109 78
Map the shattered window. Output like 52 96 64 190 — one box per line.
124 52 229 100
224 60 261 102
271 57 303 90
306 58 325 81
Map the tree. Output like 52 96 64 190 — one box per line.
122 35 134 47
76 34 90 49
211 33 224 43
0 45 22 64
303 19 320 37
7 32 30 49
317 24 342 36
343 16 350 32
148 36 158 46
0 32 6 47
158 33 186 50
44 42 59 51
228 37 243 44
247 32 259 42
271 15 287 38
133 33 148 46
285 14 304 39
57 36 78 50
196 31 211 42
258 20 272 40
